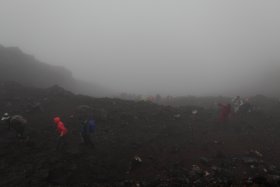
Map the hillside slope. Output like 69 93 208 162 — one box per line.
0 45 112 97
1 82 280 186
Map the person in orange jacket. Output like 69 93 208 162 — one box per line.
53 117 68 150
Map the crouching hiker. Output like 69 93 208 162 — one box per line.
53 117 68 151
80 116 96 147
10 115 28 141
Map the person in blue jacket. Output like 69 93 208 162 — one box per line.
80 116 96 147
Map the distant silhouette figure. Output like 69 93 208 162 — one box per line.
218 103 231 123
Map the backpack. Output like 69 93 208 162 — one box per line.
10 115 26 134
87 119 96 133
11 115 27 124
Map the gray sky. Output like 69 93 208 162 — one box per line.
1 0 280 96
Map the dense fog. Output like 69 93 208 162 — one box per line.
1 0 280 96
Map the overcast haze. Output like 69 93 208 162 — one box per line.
1 0 280 96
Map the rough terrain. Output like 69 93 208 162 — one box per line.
1 82 280 187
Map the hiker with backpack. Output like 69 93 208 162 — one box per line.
53 117 68 150
80 116 96 147
10 115 28 140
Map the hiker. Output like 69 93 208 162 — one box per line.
239 97 253 113
127 156 142 174
156 94 161 103
80 116 96 147
1 113 11 129
218 103 231 123
232 96 244 113
10 115 27 139
53 117 68 150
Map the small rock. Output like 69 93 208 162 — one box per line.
192 110 198 115
199 157 210 165
211 166 222 172
213 140 219 144
189 165 204 178
134 156 142 163
174 114 181 118
204 170 210 177
245 177 253 184
250 150 263 157
242 157 258 165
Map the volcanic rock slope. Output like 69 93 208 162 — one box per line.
1 82 280 186
0 45 113 97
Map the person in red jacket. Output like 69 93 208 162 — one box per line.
53 117 68 150
218 103 231 123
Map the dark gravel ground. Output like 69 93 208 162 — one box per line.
1 82 280 187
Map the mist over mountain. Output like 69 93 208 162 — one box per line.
1 44 280 98
0 45 113 97
1 1 280 97
254 67 280 97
